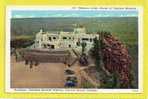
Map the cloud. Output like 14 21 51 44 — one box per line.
13 15 24 18
47 14 62 17
68 13 80 17
13 14 36 18
27 15 36 18
48 13 80 17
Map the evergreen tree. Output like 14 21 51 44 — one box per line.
93 37 101 71
81 41 87 54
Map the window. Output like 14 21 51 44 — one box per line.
90 38 92 42
44 44 47 48
63 37 67 39
69 45 71 48
53 37 56 39
51 45 55 49
49 37 51 41
82 38 89 41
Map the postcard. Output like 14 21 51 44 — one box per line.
5 6 143 93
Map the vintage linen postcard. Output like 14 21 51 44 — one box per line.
5 6 143 93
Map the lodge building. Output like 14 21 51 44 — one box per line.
33 26 99 52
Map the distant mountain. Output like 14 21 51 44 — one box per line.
11 17 138 37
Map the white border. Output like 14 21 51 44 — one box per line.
5 6 143 93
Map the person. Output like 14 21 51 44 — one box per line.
15 49 20 62
11 47 15 55
30 60 33 69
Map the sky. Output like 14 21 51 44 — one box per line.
11 9 139 18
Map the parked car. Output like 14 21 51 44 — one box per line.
64 69 75 75
66 76 78 83
65 80 76 87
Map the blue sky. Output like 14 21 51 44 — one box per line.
11 10 138 18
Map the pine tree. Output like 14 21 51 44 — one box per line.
93 37 101 71
81 42 87 54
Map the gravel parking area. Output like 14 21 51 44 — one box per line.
11 56 65 88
